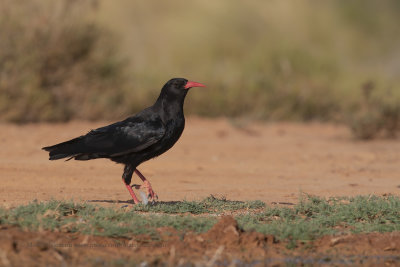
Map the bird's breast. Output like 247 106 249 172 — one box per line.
160 118 185 150
137 117 185 163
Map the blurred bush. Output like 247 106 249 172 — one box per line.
347 82 400 139
0 0 129 122
1 0 400 138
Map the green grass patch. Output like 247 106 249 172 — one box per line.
0 200 216 239
1 195 399 243
237 194 400 245
129 195 265 214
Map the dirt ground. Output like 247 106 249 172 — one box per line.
0 117 399 206
1 117 400 265
1 216 399 266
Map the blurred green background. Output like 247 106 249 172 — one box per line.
1 0 400 137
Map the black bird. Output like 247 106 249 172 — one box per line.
42 78 206 204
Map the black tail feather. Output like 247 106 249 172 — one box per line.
42 136 85 160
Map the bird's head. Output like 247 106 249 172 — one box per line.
165 78 206 91
159 78 206 102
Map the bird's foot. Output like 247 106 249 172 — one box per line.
132 180 158 202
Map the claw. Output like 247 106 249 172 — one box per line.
131 181 158 202
133 169 158 202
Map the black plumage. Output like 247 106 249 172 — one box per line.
43 78 205 203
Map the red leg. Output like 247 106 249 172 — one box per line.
133 169 158 201
122 179 140 204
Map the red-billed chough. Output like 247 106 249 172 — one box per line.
42 78 205 204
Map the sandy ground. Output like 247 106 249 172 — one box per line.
0 117 399 207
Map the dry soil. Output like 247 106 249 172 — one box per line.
0 117 399 206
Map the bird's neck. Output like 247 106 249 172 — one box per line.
154 93 187 121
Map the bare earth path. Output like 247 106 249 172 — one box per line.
0 117 399 207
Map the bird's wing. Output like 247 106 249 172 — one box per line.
83 114 165 157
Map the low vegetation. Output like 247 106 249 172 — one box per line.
238 194 400 248
1 195 399 245
0 0 129 122
129 195 265 214
346 82 400 139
